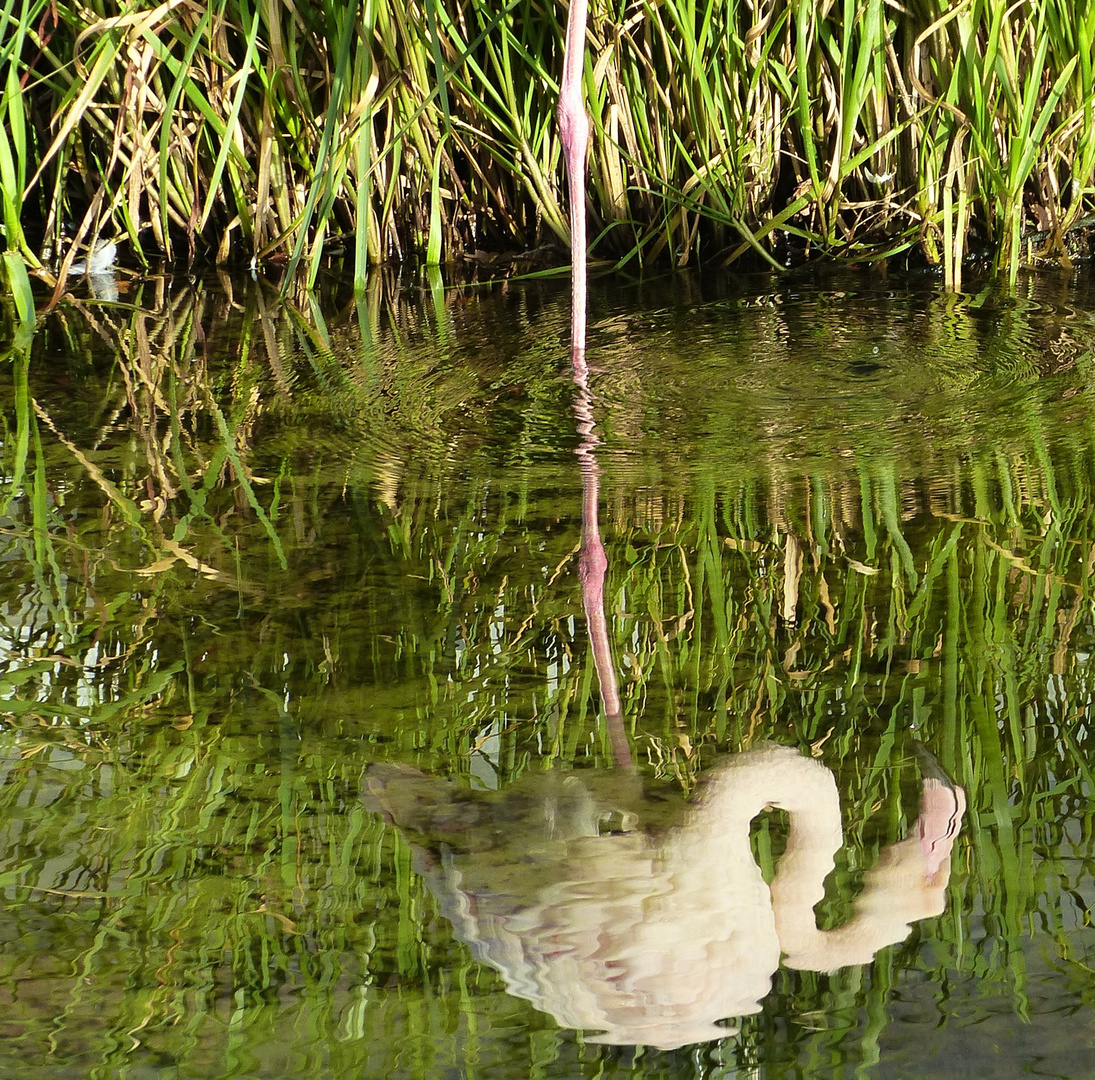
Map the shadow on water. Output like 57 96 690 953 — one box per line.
0 265 1093 1076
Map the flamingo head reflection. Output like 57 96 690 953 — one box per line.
365 743 965 1050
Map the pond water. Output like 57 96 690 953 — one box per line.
1 265 1094 1079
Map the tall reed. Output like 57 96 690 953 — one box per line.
1 0 1092 287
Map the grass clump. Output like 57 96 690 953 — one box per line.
0 0 1093 285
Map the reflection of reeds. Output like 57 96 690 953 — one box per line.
3 0 1093 282
1 277 1094 1070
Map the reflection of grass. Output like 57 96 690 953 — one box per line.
0 278 1094 1074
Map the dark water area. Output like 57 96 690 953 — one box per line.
1 264 1095 1078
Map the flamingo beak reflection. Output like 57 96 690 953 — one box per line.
364 744 965 1051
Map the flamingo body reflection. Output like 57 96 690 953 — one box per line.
366 744 964 1050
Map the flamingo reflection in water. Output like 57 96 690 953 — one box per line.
366 744 964 1050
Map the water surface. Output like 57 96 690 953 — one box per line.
1 266 1094 1078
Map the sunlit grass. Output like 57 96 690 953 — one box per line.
0 0 1092 288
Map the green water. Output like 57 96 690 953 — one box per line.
1 267 1094 1078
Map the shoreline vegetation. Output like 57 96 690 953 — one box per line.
1 0 1094 294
